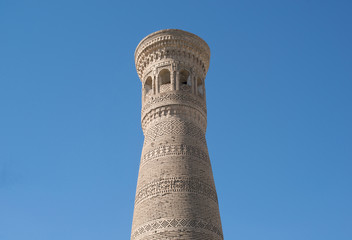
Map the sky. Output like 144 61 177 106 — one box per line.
0 0 351 239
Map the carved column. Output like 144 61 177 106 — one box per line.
190 69 194 94
156 74 160 94
170 70 175 91
193 76 197 95
152 76 156 95
175 69 180 91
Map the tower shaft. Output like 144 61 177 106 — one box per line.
132 29 223 240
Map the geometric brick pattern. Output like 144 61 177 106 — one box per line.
134 177 218 205
131 218 223 240
141 144 210 167
141 104 207 133
160 83 172 93
145 119 206 144
142 92 207 116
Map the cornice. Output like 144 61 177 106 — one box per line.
135 29 210 80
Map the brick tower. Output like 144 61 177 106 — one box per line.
131 29 223 240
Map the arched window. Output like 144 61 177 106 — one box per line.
144 76 152 94
159 69 171 93
179 70 191 86
197 77 204 96
159 69 170 85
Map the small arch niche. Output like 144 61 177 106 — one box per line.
179 70 191 86
159 69 171 93
144 76 153 95
159 69 171 85
197 77 204 96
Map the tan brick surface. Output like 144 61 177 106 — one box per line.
131 29 223 240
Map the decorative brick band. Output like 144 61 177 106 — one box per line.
144 119 206 144
131 218 223 240
141 104 207 133
135 177 218 205
141 144 210 167
136 231 220 240
142 92 206 116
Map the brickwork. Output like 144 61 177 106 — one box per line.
131 29 223 240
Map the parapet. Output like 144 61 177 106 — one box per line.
135 29 211 81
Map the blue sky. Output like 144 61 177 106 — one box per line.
0 0 351 239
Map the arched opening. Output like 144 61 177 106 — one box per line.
197 77 204 96
159 69 170 85
179 70 191 86
159 69 171 93
144 76 153 95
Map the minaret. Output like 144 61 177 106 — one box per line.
131 29 223 240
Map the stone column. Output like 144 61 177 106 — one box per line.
175 70 180 91
193 76 197 95
156 74 160 94
152 76 156 94
170 70 175 91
